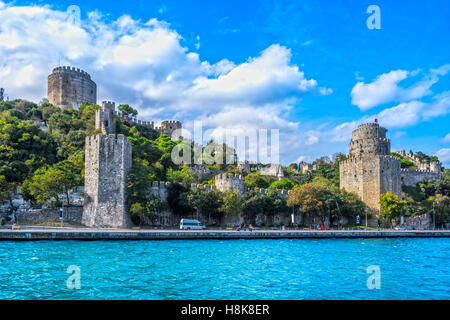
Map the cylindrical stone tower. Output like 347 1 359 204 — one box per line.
348 123 390 157
48 66 97 109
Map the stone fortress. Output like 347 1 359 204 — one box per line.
44 66 183 228
96 100 182 138
340 122 441 216
48 66 182 138
46 66 443 228
214 173 245 195
48 66 97 109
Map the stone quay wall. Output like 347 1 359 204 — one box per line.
1 229 449 241
14 207 83 225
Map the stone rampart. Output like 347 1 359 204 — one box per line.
400 169 441 186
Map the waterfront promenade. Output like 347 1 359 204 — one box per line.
0 226 449 240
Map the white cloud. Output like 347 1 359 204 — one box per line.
443 133 450 143
422 91 450 119
0 2 332 164
351 65 450 111
331 92 450 143
351 70 409 110
436 148 450 164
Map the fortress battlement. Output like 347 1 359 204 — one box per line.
216 173 244 181
190 184 217 192
162 120 182 125
215 173 245 194
401 168 435 174
51 66 92 79
48 66 96 109
378 155 399 160
86 133 128 144
101 101 115 110
357 123 379 128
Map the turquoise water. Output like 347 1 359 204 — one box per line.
0 238 449 300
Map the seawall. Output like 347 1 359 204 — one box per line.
0 228 449 240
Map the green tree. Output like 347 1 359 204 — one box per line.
220 190 242 218
118 104 138 118
379 192 407 227
187 187 223 224
240 190 263 224
167 183 193 217
270 178 295 190
167 165 194 186
244 172 274 189
260 187 289 225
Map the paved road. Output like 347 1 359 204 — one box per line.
1 226 449 240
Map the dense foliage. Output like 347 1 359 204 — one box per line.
1 99 448 228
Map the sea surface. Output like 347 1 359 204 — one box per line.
0 238 449 300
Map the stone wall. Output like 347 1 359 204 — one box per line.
48 66 97 109
215 173 245 194
340 155 401 213
149 181 170 202
15 207 83 225
393 213 433 230
400 169 441 186
82 134 132 228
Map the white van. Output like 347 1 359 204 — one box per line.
180 219 206 230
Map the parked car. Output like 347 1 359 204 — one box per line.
395 226 406 231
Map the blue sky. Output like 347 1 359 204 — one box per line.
1 0 449 165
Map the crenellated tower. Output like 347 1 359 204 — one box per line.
96 101 116 134
215 173 245 195
48 66 97 109
340 123 402 217
82 101 132 228
156 120 182 139
348 123 390 157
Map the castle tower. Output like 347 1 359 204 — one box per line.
429 161 441 175
215 173 245 195
96 101 116 134
348 123 390 157
0 88 4 102
157 120 182 139
48 66 97 109
340 123 401 216
82 105 132 229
